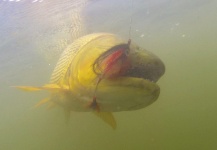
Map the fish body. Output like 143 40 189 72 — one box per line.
15 33 165 129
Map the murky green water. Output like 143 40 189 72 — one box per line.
1 0 217 150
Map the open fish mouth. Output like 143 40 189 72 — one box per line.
123 44 165 83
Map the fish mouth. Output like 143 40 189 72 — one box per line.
123 45 165 83
94 44 165 112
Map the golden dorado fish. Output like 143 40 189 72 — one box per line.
15 33 165 129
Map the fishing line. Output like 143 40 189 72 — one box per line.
128 0 134 41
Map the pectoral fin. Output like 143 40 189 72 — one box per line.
93 111 116 129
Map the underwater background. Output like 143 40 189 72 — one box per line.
0 0 217 149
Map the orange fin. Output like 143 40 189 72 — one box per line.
13 86 42 91
93 112 117 129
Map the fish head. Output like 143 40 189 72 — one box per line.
65 33 165 112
